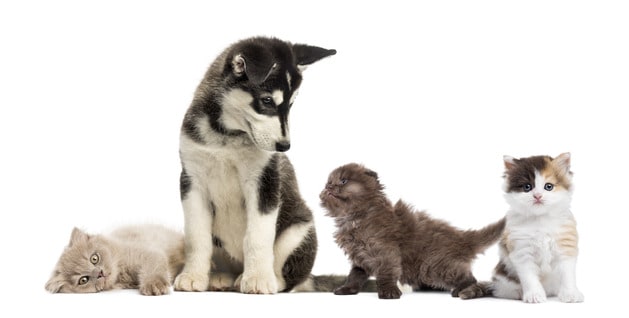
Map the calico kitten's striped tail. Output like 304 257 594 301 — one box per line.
458 281 494 299
292 275 377 292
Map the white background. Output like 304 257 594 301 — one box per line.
1 0 627 317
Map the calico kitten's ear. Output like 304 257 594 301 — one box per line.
69 227 89 247
503 155 517 171
45 273 65 293
553 152 572 174
231 46 276 85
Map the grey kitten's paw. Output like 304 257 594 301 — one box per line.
140 276 170 296
334 285 360 295
378 286 402 299
174 272 209 292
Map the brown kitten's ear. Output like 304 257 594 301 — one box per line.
553 152 572 174
45 273 65 293
364 169 379 180
503 155 517 171
69 227 89 247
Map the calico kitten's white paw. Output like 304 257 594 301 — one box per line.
140 276 170 296
174 272 209 292
522 289 547 303
558 289 584 303
238 271 278 294
209 272 236 291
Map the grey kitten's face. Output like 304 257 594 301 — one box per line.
320 163 381 216
45 228 117 293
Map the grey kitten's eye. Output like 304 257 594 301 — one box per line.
522 184 532 192
78 276 89 285
261 96 274 106
90 254 99 265
340 179 348 185
544 183 554 191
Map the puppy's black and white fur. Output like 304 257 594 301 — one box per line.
175 36 336 293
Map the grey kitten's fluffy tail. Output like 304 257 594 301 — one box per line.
292 275 377 292
463 217 506 253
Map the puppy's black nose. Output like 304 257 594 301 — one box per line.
275 142 291 152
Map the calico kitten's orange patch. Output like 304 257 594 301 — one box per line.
556 219 579 257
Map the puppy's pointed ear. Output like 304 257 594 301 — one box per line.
292 44 336 69
231 45 276 85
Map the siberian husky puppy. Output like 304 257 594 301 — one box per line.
175 36 336 294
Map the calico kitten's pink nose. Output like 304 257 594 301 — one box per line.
533 193 543 200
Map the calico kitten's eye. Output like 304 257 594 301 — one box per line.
340 179 348 185
522 184 532 192
261 96 274 106
544 183 554 191
78 276 89 285
90 253 99 265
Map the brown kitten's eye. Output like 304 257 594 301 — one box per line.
78 276 89 285
544 183 554 191
90 254 99 265
340 179 348 185
522 184 532 192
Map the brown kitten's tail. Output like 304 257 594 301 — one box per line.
292 275 377 292
463 217 506 253
458 281 494 300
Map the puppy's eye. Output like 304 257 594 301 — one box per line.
261 97 274 106
544 183 554 191
522 184 532 192
340 179 348 185
90 254 99 265
78 276 89 285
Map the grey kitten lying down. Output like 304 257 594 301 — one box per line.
45 224 186 295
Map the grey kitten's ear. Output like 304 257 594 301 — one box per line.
364 169 379 180
292 44 336 69
553 152 571 174
45 273 64 293
69 227 89 247
231 45 276 85
503 155 517 170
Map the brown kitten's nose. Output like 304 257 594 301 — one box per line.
98 270 104 279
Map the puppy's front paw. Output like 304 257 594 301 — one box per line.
239 271 278 294
140 276 170 296
558 289 584 303
174 272 209 292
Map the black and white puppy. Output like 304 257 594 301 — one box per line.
175 36 336 293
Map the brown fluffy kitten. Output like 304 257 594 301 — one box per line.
320 163 506 299
45 224 185 296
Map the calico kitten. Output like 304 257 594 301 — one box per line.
473 153 584 303
45 224 185 296
319 163 506 299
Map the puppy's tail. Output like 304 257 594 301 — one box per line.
292 275 377 293
463 217 506 253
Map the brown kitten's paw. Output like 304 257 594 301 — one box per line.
378 286 402 299
334 285 360 295
457 283 489 300
140 276 170 296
